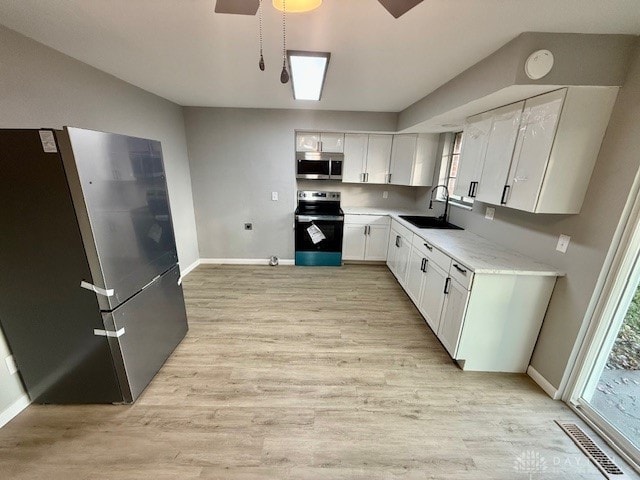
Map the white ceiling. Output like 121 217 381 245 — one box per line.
0 0 638 112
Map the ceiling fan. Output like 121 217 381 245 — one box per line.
214 0 424 19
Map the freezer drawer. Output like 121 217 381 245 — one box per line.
103 265 187 402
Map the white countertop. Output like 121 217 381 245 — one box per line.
343 207 563 277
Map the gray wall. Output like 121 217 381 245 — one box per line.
184 107 406 259
0 26 199 415
399 33 636 131
446 42 640 389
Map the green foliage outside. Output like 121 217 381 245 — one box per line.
607 285 640 370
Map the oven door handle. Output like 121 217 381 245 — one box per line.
296 215 344 222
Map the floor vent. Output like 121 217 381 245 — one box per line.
556 421 626 479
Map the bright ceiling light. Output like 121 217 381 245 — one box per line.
287 51 330 101
272 0 322 13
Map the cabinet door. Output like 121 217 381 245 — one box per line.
437 278 470 357
342 134 368 183
342 224 367 261
394 233 411 285
386 230 399 274
474 101 524 205
411 134 439 187
320 133 344 153
365 134 393 184
418 261 448 334
405 247 425 304
365 224 390 261
454 115 492 198
389 134 417 186
506 90 565 212
296 132 320 152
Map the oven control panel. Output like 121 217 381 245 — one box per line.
298 191 340 202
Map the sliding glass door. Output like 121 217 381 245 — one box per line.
569 191 640 467
579 279 640 458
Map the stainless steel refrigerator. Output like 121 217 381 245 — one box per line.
0 127 188 404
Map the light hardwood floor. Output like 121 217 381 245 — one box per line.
0 264 634 479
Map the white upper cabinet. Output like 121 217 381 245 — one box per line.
474 101 525 205
412 134 439 187
389 134 417 185
389 134 439 187
296 132 321 152
342 134 391 184
504 91 564 212
320 133 344 153
366 134 393 184
342 134 369 183
456 86 618 214
296 132 344 153
454 115 492 198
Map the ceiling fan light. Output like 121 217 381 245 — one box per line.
272 0 322 13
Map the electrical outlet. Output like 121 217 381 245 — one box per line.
271 192 278 201
5 355 18 375
244 223 253 231
485 207 495 220
556 234 571 253
383 191 389 199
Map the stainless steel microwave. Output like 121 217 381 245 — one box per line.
296 152 343 180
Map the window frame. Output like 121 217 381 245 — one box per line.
436 131 474 209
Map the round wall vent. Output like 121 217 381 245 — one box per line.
525 49 554 80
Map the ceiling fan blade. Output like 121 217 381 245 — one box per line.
377 0 424 18
214 0 259 15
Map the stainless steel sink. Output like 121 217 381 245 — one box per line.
399 215 463 230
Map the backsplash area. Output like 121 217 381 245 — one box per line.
296 180 430 210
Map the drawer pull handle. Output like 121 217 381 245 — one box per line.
444 277 451 294
453 264 467 275
500 185 510 205
420 258 427 272
423 243 433 251
395 235 401 248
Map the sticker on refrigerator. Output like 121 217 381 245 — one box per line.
38 130 58 153
307 224 326 244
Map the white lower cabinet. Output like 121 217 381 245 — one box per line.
343 215 390 261
437 278 470 357
386 222 412 284
418 260 448 334
387 218 557 373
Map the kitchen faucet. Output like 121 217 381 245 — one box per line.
429 184 450 223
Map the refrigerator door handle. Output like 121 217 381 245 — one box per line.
94 327 126 338
80 280 115 297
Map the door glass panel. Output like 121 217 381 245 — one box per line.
583 281 640 451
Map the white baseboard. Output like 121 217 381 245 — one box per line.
527 365 561 400
200 258 295 266
0 394 30 429
180 259 201 277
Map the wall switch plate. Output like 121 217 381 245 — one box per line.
383 191 389 199
5 355 18 375
485 207 495 220
244 223 253 231
271 192 278 201
556 234 571 253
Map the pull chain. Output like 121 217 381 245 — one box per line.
280 0 289 83
258 0 265 70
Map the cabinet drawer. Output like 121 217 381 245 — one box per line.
449 261 474 290
345 214 390 226
391 219 413 242
412 235 451 272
